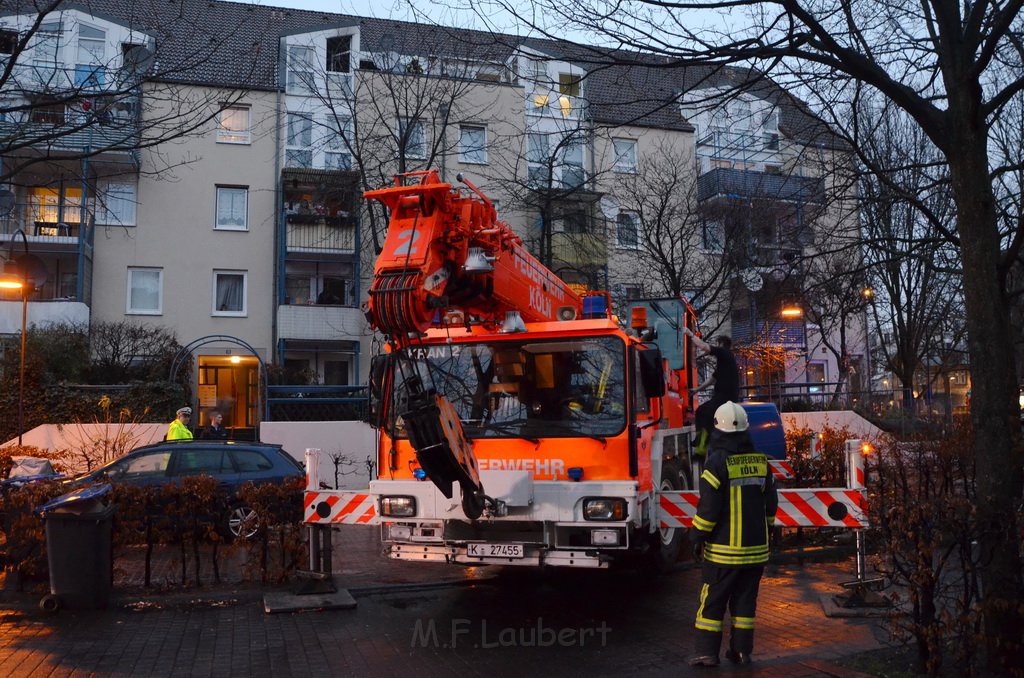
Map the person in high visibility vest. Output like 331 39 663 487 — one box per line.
688 401 778 667
166 406 194 441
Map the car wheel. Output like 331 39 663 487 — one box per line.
224 504 260 540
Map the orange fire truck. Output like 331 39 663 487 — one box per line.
303 170 868 571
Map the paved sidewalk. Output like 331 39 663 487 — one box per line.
0 527 892 676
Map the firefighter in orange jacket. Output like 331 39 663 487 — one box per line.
688 401 778 667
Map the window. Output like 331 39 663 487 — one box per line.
175 449 231 476
0 30 17 55
324 360 350 385
231 449 273 472
527 133 550 186
217 106 250 144
285 113 313 167
325 115 352 169
458 125 487 164
127 267 162 314
530 58 547 83
561 141 585 188
215 186 247 230
616 212 640 249
115 451 170 480
612 138 636 173
732 100 751 130
32 23 60 82
287 45 315 95
75 25 106 88
213 270 247 316
326 35 351 72
558 73 581 97
701 220 724 252
399 117 425 159
97 183 136 226
806 362 827 392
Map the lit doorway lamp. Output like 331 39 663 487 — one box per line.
0 229 48 445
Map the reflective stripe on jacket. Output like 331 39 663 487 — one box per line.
691 429 778 566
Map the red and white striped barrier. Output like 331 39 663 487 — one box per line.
303 448 379 525
658 487 867 529
769 459 794 480
304 490 378 525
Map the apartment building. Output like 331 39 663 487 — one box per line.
0 0 866 433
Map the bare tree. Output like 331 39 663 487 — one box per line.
453 0 1024 664
801 248 874 407
607 141 736 331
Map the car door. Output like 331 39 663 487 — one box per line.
170 447 239 492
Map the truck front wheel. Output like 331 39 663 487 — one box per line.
648 459 685 573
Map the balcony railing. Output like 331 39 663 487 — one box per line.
277 304 364 341
697 167 825 204
285 214 356 253
0 203 96 241
551 231 607 268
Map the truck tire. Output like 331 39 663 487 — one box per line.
649 459 685 573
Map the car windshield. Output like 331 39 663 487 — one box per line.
390 336 627 439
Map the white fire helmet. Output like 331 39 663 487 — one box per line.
713 401 749 433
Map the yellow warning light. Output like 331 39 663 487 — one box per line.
861 442 872 455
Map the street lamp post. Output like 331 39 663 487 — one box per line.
1 229 46 445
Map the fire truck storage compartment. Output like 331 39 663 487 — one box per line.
740 402 786 459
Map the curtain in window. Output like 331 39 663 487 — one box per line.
99 183 136 225
216 273 244 312
130 269 160 311
217 188 246 227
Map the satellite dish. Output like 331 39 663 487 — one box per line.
740 268 763 292
599 195 619 220
16 254 49 290
0 189 14 216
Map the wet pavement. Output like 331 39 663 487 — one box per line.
0 527 892 676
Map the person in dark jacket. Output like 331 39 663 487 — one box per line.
199 410 229 440
682 327 740 456
688 401 778 668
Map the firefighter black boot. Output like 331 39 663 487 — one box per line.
688 629 722 667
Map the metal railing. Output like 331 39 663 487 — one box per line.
284 215 356 253
265 385 368 421
697 167 825 203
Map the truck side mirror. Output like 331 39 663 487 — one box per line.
638 347 666 398
366 354 392 426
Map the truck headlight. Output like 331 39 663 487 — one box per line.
380 496 416 517
583 497 627 521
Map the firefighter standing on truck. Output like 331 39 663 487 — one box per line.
688 401 778 668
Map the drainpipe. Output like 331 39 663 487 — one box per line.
272 39 286 368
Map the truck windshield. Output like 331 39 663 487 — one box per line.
391 336 627 439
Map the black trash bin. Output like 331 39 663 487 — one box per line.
36 484 115 612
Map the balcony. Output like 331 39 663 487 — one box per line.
277 303 365 341
0 298 90 335
285 215 356 254
551 231 607 269
697 168 825 204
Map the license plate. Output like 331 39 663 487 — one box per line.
467 542 524 558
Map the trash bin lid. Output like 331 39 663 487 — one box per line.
36 483 112 515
